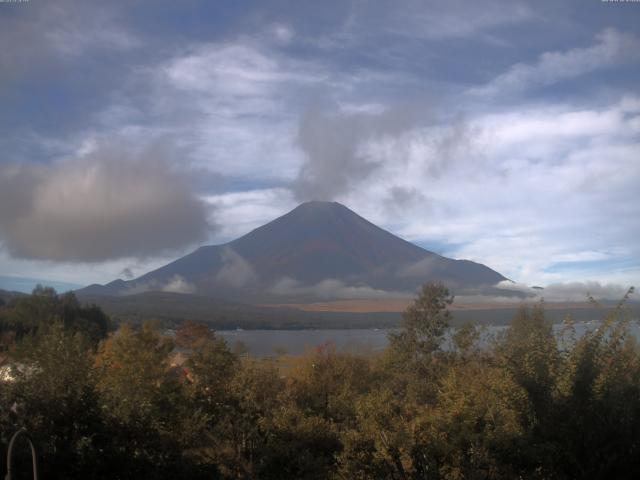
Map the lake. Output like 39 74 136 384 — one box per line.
217 320 640 357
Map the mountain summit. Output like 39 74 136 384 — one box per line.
79 201 506 301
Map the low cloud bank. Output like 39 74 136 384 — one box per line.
123 274 197 296
215 248 257 287
162 275 197 294
270 277 412 300
398 256 441 277
495 280 635 303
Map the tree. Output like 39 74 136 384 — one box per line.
214 360 284 478
2 322 102 479
95 323 174 422
93 323 184 477
288 345 373 424
491 292 640 478
180 331 238 461
548 288 640 478
383 282 454 404
389 282 454 362
497 303 559 424
452 322 481 358
175 321 215 350
0 287 110 346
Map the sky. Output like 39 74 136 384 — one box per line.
0 0 639 298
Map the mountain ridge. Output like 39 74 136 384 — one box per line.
78 201 507 301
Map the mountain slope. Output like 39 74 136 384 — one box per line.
78 201 506 301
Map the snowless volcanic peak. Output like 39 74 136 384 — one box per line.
78 201 507 300
229 201 431 281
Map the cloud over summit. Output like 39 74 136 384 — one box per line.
293 104 421 201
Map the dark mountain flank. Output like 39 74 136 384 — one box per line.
78 201 506 302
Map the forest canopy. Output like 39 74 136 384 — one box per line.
1 283 639 479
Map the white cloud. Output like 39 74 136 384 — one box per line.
471 29 640 97
204 188 296 242
372 0 534 40
332 97 640 287
494 280 634 302
271 24 295 44
140 42 317 180
122 274 198 296
163 42 319 96
162 275 197 294
46 16 139 57
541 281 634 302
270 277 411 300
215 248 257 287
398 256 442 277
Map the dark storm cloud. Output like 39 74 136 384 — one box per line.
0 141 213 262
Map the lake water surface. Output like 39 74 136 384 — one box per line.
218 321 640 357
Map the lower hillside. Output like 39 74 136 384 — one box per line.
1 284 639 479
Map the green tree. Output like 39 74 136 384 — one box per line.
1 322 102 479
179 330 238 471
547 289 640 478
382 282 454 406
389 282 453 363
215 360 284 478
288 345 374 424
452 322 481 358
93 322 186 477
0 287 109 345
497 304 559 426
95 322 174 422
